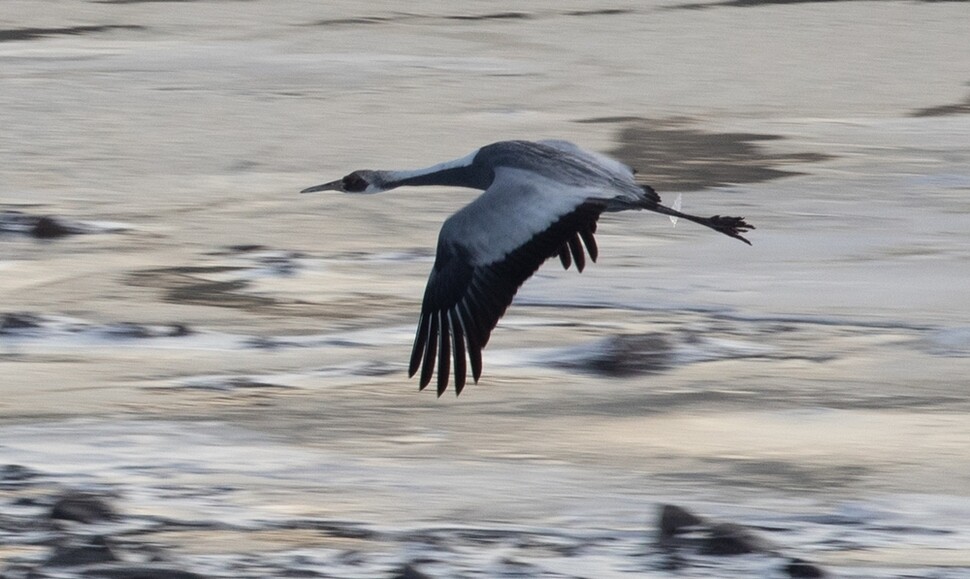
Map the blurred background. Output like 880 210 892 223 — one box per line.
2 1 969 577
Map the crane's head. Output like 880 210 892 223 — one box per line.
300 170 389 194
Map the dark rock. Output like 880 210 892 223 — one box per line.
279 569 324 578
0 463 40 482
389 563 433 579
31 216 77 239
556 333 673 377
701 522 774 555
658 505 775 555
657 551 686 571
658 504 705 542
47 536 118 567
79 566 207 579
227 244 266 253
785 557 827 578
0 313 43 334
168 323 192 337
0 25 144 43
103 322 155 339
588 333 673 376
656 504 827 576
50 493 117 524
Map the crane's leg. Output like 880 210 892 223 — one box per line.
638 187 754 245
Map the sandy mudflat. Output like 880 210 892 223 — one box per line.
2 1 970 577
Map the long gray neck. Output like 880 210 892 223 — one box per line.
378 150 493 191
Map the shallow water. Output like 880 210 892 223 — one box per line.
2 1 970 577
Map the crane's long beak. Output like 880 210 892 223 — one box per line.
300 179 344 194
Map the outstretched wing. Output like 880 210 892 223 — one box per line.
409 170 607 396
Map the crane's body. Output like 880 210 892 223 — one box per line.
302 140 753 396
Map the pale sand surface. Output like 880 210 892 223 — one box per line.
2 1 970 576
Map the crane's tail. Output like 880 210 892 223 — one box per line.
639 188 754 245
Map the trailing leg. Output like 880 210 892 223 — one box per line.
642 197 754 245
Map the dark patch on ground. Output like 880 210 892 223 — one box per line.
0 25 143 42
50 493 117 524
31 216 78 239
658 504 827 577
0 312 44 334
390 564 434 579
672 0 958 9
1 211 84 238
0 312 193 341
660 457 868 491
563 8 635 17
553 333 674 377
310 8 634 28
127 266 282 311
910 90 970 117
582 117 831 191
546 318 838 384
1 210 127 238
94 0 252 3
675 0 854 8
311 16 400 27
221 244 267 254
310 12 528 27
445 12 533 21
125 256 317 313
161 376 296 393
0 455 951 577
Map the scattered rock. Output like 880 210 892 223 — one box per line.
169 323 192 337
557 332 673 377
0 312 44 334
46 536 118 566
910 91 970 118
659 504 704 543
0 464 40 482
78 565 208 579
31 215 79 239
785 557 827 578
389 563 433 579
50 492 117 524
702 522 775 555
598 333 673 376
0 25 144 43
658 504 775 555
656 504 826 577
226 244 266 253
0 210 79 238
0 209 126 239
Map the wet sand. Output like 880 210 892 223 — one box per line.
2 1 970 577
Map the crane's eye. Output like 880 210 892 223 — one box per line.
343 172 369 192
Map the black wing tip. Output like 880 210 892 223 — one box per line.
418 365 472 397
412 308 477 397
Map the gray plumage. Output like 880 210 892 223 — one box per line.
302 140 754 396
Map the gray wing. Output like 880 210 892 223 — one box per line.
408 172 607 396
